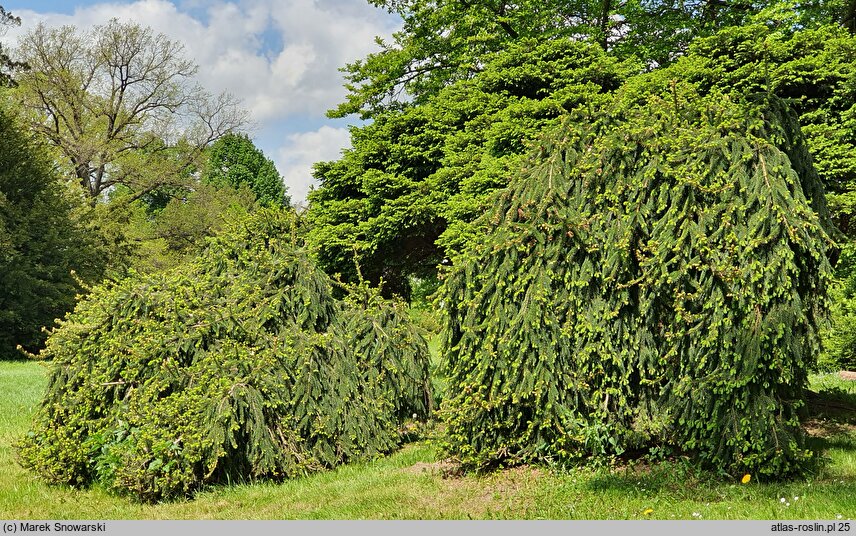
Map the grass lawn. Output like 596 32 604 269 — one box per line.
1 360 854 519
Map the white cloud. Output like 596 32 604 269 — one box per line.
7 0 398 125
277 125 351 206
5 0 398 205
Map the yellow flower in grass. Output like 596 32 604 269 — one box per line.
643 508 654 516
741 474 751 484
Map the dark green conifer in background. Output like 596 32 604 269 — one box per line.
0 107 101 359
203 133 290 208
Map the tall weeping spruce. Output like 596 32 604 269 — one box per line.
439 82 833 477
18 209 432 502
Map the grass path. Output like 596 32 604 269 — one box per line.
1 361 854 519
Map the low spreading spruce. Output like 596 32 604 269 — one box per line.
439 81 833 478
17 209 431 502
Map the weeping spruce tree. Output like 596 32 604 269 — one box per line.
18 208 431 502
439 77 834 477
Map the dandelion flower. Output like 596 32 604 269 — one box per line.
741 474 751 484
643 509 654 516
780 497 787 503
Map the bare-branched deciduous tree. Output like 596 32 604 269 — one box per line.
15 19 249 199
0 5 25 86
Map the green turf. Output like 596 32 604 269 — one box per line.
1 360 854 519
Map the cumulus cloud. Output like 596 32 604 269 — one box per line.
5 0 398 127
277 125 351 207
5 0 398 205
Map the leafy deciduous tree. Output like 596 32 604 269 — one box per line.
110 182 257 274
0 5 25 87
203 133 290 207
14 19 248 200
335 0 799 121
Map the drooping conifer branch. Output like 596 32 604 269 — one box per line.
17 208 432 502
439 80 832 477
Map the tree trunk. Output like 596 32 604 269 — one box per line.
74 161 95 197
597 0 613 50
844 0 856 34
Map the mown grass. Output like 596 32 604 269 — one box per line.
1 361 854 519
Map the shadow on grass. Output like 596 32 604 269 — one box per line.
581 457 722 499
801 381 856 482
805 388 856 425
582 386 856 495
805 379 856 465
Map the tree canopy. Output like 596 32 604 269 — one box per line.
0 5 25 87
311 4 856 298
13 19 247 199
203 133 290 208
307 39 636 297
333 0 839 120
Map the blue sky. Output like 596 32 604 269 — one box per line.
2 0 401 204
4 1 77 14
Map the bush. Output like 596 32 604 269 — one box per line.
438 81 832 478
18 209 431 501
